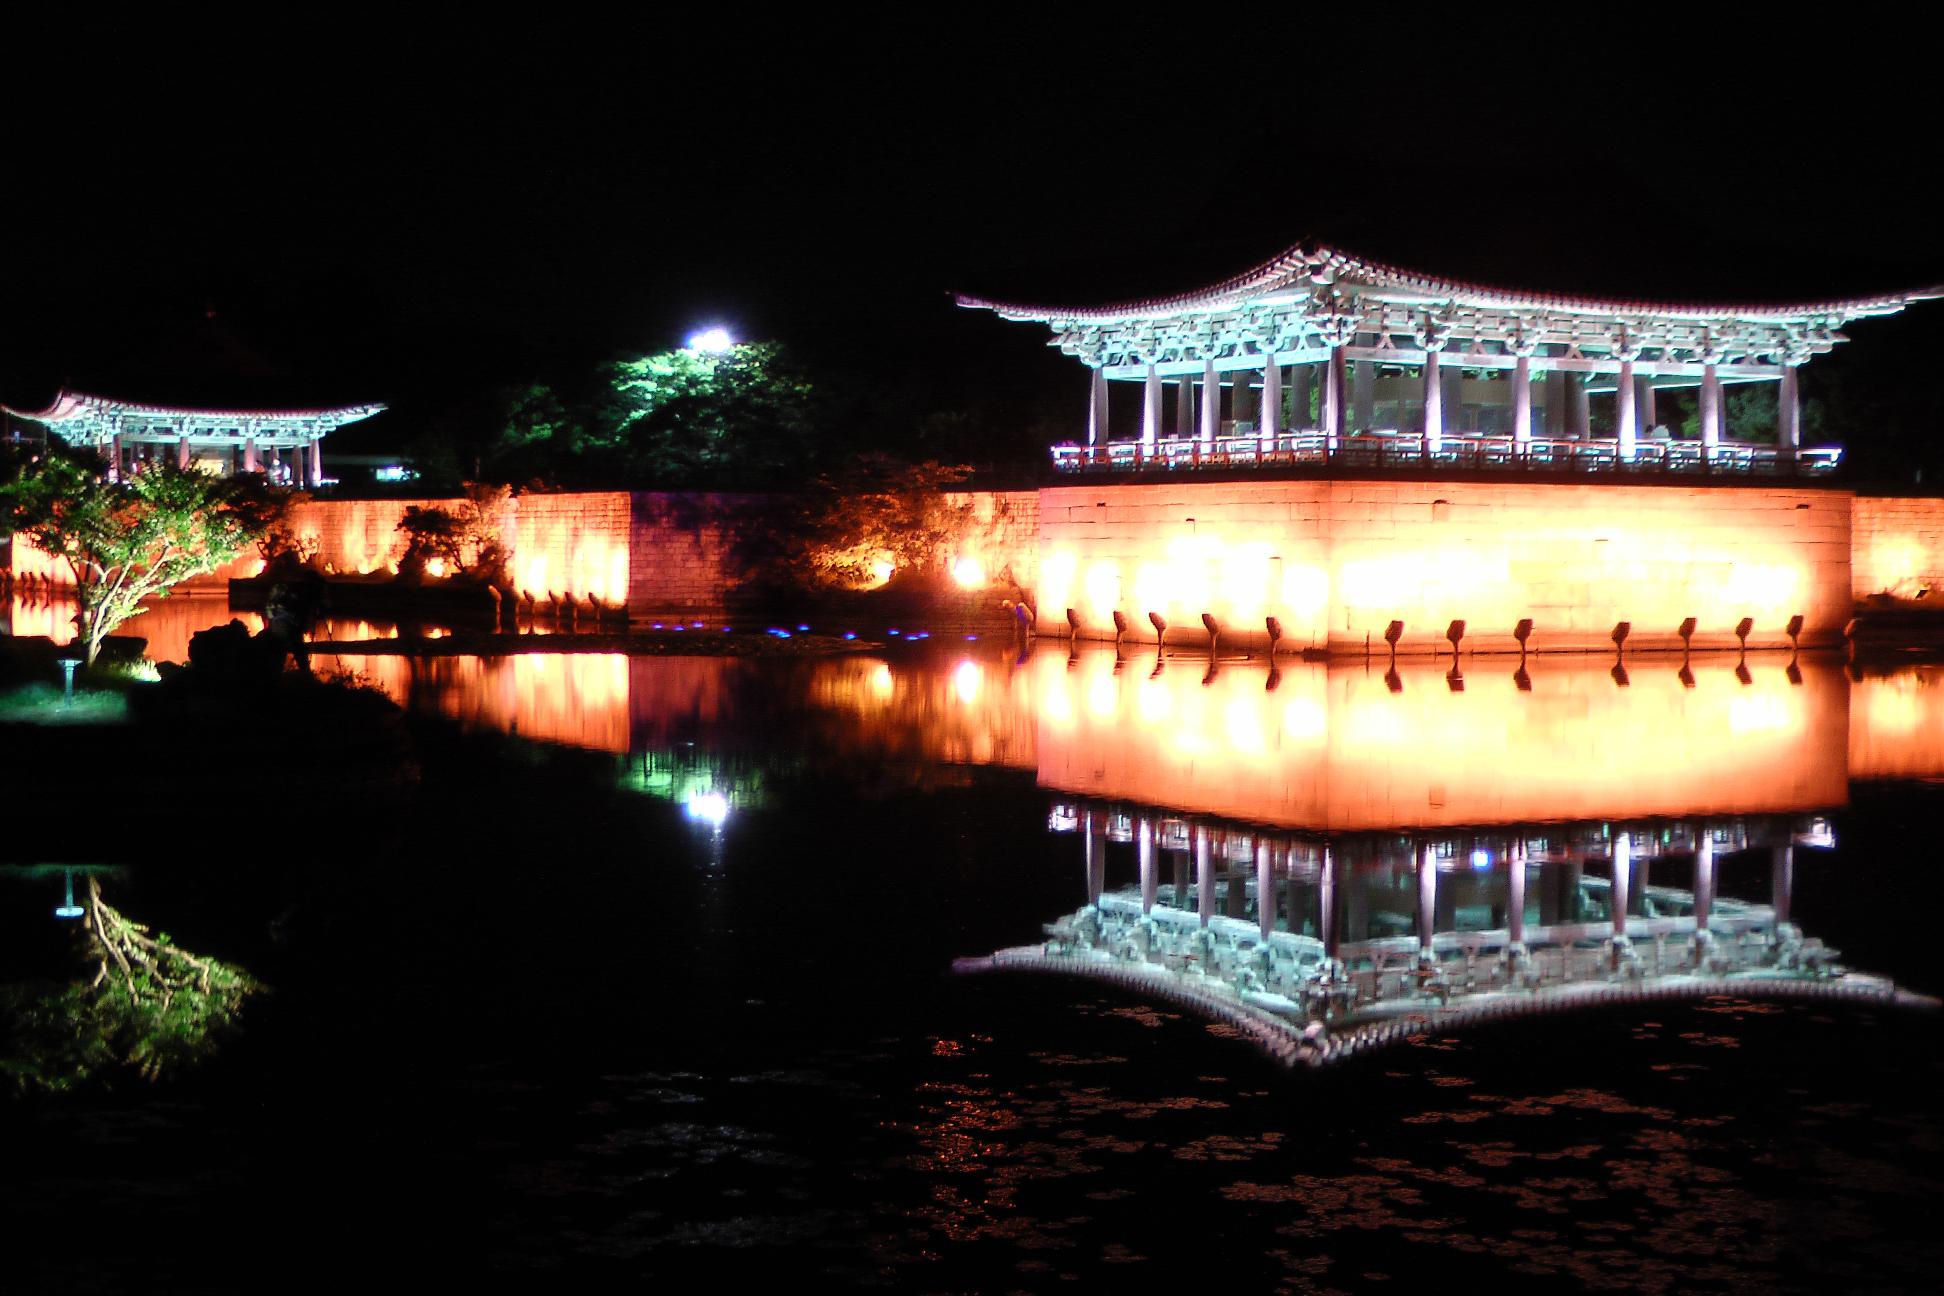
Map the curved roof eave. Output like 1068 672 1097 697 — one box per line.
956 241 1944 326
2 388 386 425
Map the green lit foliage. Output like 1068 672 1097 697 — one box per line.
484 382 584 484
484 344 819 487
0 878 257 1095
1661 383 1826 444
0 450 275 664
597 342 816 484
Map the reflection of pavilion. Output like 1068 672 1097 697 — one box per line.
959 804 1936 1067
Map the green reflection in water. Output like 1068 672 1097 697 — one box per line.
618 747 776 813
2 876 258 1095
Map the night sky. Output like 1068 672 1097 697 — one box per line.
7 18 1942 471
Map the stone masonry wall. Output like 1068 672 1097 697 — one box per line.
1851 495 1944 599
1033 479 1854 654
21 483 1943 646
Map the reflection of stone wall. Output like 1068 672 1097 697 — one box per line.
1848 666 1944 780
1852 495 1944 599
1034 651 1851 831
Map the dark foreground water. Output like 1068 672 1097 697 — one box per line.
3 644 1941 1292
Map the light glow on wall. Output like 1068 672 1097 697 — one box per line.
951 556 986 589
1864 534 1930 597
1034 481 1843 653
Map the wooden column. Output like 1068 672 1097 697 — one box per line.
108 434 123 482
1693 832 1714 932
1700 363 1722 448
1616 358 1638 461
306 437 323 488
243 435 260 474
1421 349 1444 451
1257 842 1275 941
1324 347 1346 439
1319 845 1338 960
1141 363 1161 449
1088 812 1104 901
1569 372 1591 438
1087 367 1109 447
1175 378 1195 439
1507 842 1527 945
1771 843 1793 926
1512 354 1533 448
1260 355 1281 443
175 435 190 469
1139 819 1156 915
1611 831 1631 939
1778 366 1801 455
1417 842 1438 954
1638 374 1658 432
1200 356 1219 445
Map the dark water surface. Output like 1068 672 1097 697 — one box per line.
4 642 1941 1292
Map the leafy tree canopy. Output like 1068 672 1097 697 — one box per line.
479 342 820 488
0 449 277 664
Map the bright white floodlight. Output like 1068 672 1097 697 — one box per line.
686 326 735 354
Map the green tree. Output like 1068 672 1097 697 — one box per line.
598 342 817 484
1 451 274 665
488 343 819 486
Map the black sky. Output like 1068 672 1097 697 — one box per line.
6 17 1943 460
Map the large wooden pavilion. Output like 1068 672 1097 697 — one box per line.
959 242 1942 476
2 388 385 486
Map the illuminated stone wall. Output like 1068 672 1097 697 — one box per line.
289 496 435 578
511 490 631 605
10 491 634 606
1851 495 1944 599
1034 480 1854 654
15 483 1941 636
946 490 1040 591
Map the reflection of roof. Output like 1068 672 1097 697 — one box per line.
957 890 1938 1068
959 945 1932 1068
957 240 1944 326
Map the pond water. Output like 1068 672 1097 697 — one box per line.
3 619 1942 1291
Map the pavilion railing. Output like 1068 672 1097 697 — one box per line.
1050 431 1842 478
